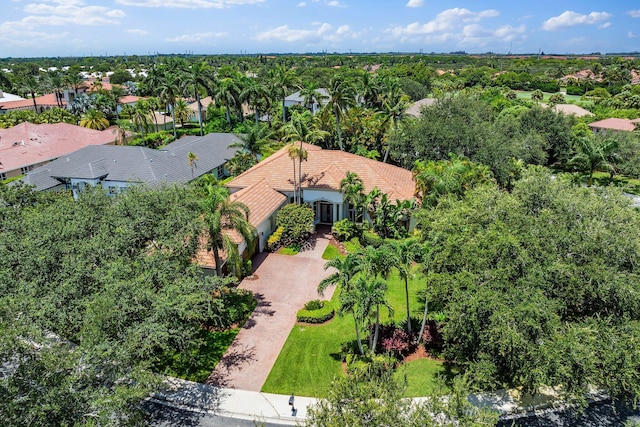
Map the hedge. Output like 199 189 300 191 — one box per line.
296 300 334 324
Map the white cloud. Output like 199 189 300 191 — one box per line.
388 8 499 37
255 22 359 44
165 32 227 42
406 0 423 7
325 1 345 7
127 28 149 35
298 1 306 6
542 11 611 31
629 10 640 18
598 22 611 29
115 0 264 8
461 24 526 46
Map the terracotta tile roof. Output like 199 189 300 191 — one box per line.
227 143 415 200
589 118 639 132
552 104 594 117
230 178 288 228
118 95 142 104
0 122 117 173
0 93 64 111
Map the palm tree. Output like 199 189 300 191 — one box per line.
147 96 162 133
318 252 362 296
286 144 306 204
339 171 365 222
63 71 84 99
132 100 152 136
348 276 393 355
202 185 255 277
213 77 241 128
173 99 191 128
80 109 110 130
229 123 276 162
326 75 355 151
271 64 300 123
378 85 409 163
284 111 329 203
388 240 420 336
240 77 270 125
156 69 181 138
181 61 214 136
299 82 328 113
570 136 619 187
187 151 199 179
531 89 544 103
112 120 129 145
20 75 40 112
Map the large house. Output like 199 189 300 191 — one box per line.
284 88 329 114
588 118 640 133
21 132 239 198
227 142 415 229
0 122 120 181
0 93 64 114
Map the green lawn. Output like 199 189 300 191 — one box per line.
321 244 340 260
394 358 459 397
261 269 443 398
514 90 584 103
590 172 640 194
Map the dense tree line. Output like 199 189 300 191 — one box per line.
0 183 253 425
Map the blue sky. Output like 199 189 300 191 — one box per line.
1 0 639 58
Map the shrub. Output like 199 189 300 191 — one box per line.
296 300 334 324
304 299 324 310
376 324 414 358
266 226 285 251
331 219 362 242
276 204 315 245
361 230 384 248
422 320 443 352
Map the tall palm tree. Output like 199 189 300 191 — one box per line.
283 111 329 203
202 185 255 277
173 99 191 128
20 75 40 112
388 240 420 336
156 69 181 138
348 276 393 355
271 64 300 123
132 100 152 137
80 109 109 130
240 77 271 125
378 85 409 163
63 71 84 98
287 144 306 204
326 75 356 151
213 77 241 128
229 123 276 162
339 171 365 223
147 96 162 132
181 61 214 136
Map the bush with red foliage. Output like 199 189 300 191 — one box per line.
376 324 415 358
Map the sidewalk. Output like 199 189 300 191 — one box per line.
152 377 612 426
153 377 317 425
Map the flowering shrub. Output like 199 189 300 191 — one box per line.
377 325 413 358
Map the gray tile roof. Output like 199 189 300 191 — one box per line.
285 88 329 104
21 133 242 191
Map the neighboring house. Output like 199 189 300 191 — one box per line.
188 96 215 121
0 90 25 104
588 118 640 133
405 97 437 118
551 104 594 118
21 132 239 197
284 88 329 114
0 93 64 114
0 122 119 181
227 142 415 228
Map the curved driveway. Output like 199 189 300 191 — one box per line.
208 233 335 391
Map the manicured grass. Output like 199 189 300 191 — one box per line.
262 269 439 398
590 171 640 194
279 245 300 255
395 358 458 397
321 244 340 260
158 328 240 383
514 90 583 103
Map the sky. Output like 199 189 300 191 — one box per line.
1 0 639 58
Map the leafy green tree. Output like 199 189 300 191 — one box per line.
274 202 314 245
531 89 544 103
307 363 498 427
569 134 619 186
271 64 300 123
230 123 276 162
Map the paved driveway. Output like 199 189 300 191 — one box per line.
208 233 335 391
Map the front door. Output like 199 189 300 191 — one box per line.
320 202 333 224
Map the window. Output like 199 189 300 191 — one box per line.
0 173 5 181
216 164 226 179
108 186 118 195
20 165 34 174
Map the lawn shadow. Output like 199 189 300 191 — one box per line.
207 343 256 387
243 293 275 329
